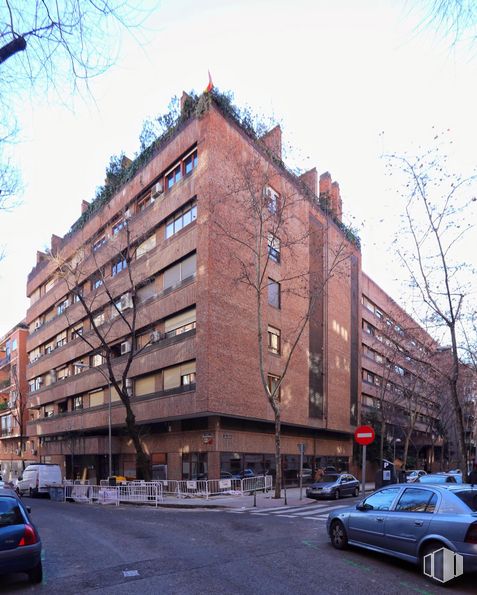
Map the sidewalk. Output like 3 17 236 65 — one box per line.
154 482 376 510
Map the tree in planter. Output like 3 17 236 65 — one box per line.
52 208 157 481
208 148 355 498
386 138 477 474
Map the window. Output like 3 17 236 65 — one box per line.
268 233 280 263
184 149 198 175
111 255 127 277
164 308 196 338
11 339 17 351
163 253 197 290
362 487 401 511
137 193 154 212
163 361 196 390
0 498 23 526
166 163 182 189
264 186 279 214
71 324 83 339
136 234 156 258
268 326 281 354
56 331 67 348
73 396 83 410
394 489 437 513
89 390 104 407
135 374 157 396
44 405 54 418
57 367 69 381
73 361 86 375
267 374 281 399
73 285 84 303
362 296 375 313
268 279 281 308
93 235 107 252
165 201 197 239
362 321 375 336
58 401 68 414
112 219 125 235
91 272 104 290
57 299 69 316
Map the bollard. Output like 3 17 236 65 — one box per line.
253 489 257 507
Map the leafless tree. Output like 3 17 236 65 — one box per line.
386 137 477 473
52 213 156 480
415 0 477 48
208 147 353 498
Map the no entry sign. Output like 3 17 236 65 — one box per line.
354 425 375 446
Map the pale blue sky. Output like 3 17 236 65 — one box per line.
1 0 476 335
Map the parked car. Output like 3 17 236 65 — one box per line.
237 468 255 479
17 464 62 497
417 473 461 484
324 466 337 474
327 483 477 582
0 488 42 584
220 471 241 480
306 473 360 500
406 470 427 483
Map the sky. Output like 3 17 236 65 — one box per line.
0 0 476 336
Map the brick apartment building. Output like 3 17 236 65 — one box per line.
360 273 443 468
23 91 445 482
0 322 35 481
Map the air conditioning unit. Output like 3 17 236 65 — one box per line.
150 331 163 343
151 181 163 198
124 209 132 219
34 320 42 330
120 340 132 355
120 293 133 310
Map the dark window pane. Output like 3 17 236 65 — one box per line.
363 487 401 511
395 488 436 513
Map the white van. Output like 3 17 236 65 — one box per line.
17 464 62 496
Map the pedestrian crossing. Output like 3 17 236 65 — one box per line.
226 501 353 522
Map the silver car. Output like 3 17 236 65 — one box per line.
327 484 477 582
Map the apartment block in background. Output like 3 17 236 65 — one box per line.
0 321 35 481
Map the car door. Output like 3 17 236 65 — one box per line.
383 487 438 558
348 486 402 549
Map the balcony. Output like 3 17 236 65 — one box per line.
0 354 11 369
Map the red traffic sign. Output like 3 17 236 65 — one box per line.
354 425 375 445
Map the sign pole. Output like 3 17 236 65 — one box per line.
361 444 367 498
299 445 304 501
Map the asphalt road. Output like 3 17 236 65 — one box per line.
1 496 476 594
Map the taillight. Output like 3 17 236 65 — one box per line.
18 524 38 546
465 522 477 544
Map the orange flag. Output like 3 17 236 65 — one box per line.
205 71 214 93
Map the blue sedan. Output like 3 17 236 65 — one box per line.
0 488 42 584
327 484 477 583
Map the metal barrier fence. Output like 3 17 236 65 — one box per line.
62 475 272 504
64 482 163 507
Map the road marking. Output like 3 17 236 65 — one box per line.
276 514 298 518
303 516 327 521
251 512 270 515
123 570 140 577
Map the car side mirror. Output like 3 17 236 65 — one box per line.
356 502 370 511
26 506 31 514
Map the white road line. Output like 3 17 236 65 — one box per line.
244 504 302 514
276 514 298 518
251 512 270 515
303 516 327 521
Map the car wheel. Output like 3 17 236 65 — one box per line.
28 562 43 584
334 489 340 500
330 520 348 550
421 542 456 585
353 487 359 497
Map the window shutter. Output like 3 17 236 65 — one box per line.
164 308 196 333
163 366 181 390
135 375 156 396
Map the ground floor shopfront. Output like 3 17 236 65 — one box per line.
37 416 354 484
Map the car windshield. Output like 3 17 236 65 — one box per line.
321 475 339 483
454 491 477 512
0 498 24 527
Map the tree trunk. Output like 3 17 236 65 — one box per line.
274 412 282 499
449 326 467 472
123 401 151 480
379 419 386 463
402 432 411 468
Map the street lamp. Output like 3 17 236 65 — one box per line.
75 363 112 478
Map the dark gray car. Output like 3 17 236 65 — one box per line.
306 473 360 500
327 484 477 582
0 488 42 584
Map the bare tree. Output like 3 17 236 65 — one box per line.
386 138 477 473
416 0 477 47
52 209 156 480
208 148 353 498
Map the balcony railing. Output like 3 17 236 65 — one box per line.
0 354 11 368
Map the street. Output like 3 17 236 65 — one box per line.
1 496 476 594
